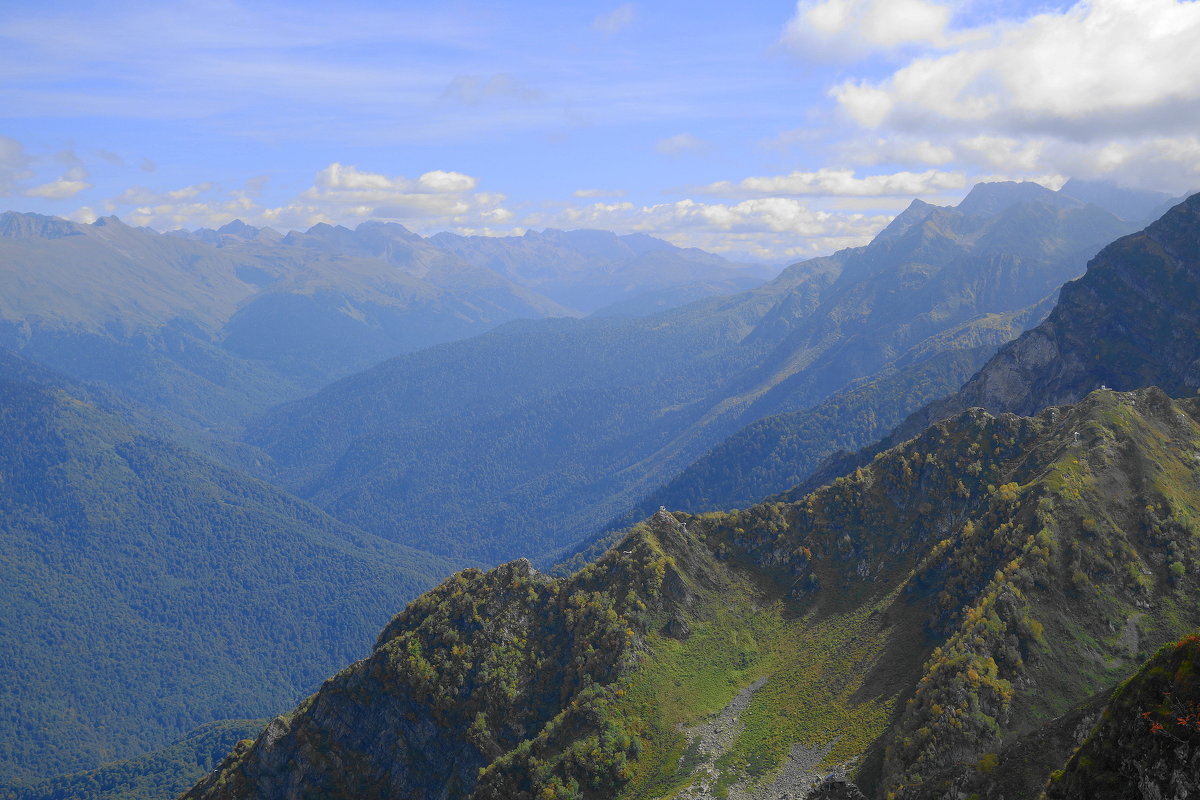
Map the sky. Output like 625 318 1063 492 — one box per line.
2 0 1200 262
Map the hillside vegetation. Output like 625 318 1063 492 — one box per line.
0 357 453 782
0 720 266 800
188 386 1200 800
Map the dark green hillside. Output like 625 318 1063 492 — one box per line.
0 367 453 782
251 186 1130 564
1044 631 1200 799
189 386 1200 800
0 719 266 800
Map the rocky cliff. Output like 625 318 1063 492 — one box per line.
896 191 1200 437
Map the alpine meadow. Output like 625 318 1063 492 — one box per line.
3 2 1200 800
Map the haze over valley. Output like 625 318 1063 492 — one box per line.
4 2 1200 799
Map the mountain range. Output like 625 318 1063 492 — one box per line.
0 178 1192 797
248 181 1135 564
183 187 1200 800
0 213 759 442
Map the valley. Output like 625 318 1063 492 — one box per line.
2 181 1198 800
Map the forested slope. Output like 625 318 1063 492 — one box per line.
0 356 453 782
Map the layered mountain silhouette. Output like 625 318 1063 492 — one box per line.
249 182 1133 563
2 179 1189 797
0 213 760 444
429 228 770 315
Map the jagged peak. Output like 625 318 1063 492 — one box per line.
0 210 82 239
873 198 938 241
215 219 258 237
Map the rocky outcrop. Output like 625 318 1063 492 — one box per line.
183 513 711 800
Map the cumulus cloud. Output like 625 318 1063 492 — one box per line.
701 167 965 197
592 3 636 34
261 163 506 231
656 133 711 157
107 181 258 229
89 160 907 262
92 164 510 233
835 131 1200 194
832 0 1200 138
313 163 477 194
782 0 965 59
25 177 91 199
525 196 892 261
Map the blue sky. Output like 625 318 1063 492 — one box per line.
2 0 1199 261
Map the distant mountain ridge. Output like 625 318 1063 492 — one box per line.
794 190 1200 496
247 181 1134 565
0 212 758 442
606 180 1186 527
429 227 770 314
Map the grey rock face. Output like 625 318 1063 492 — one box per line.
891 192 1200 443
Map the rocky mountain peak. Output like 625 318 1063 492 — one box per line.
0 211 83 239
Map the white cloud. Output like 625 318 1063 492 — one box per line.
418 170 478 192
92 164 505 233
591 3 636 34
69 206 98 224
956 136 1045 172
524 196 892 261
87 161 910 263
313 163 477 194
656 133 711 157
573 188 627 198
25 177 90 199
265 163 503 231
701 167 966 197
832 0 1200 138
114 183 214 206
782 0 965 59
